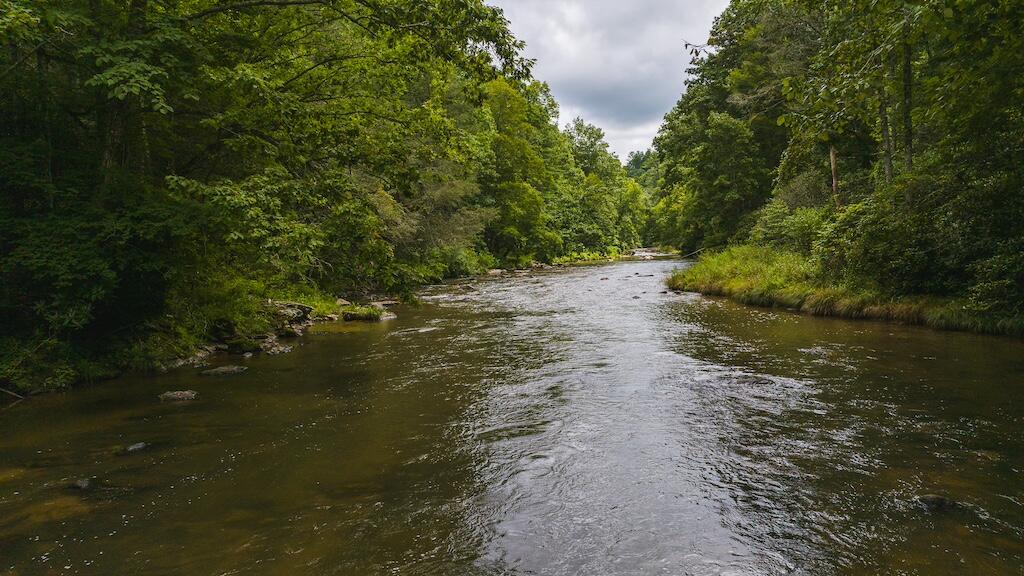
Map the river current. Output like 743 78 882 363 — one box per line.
2 259 1022 575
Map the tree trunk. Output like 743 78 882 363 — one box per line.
830 143 841 208
902 14 914 170
879 88 894 184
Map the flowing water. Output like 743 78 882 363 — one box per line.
2 259 1023 575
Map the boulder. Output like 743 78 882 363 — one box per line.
159 390 198 402
370 300 399 310
335 298 352 307
200 365 248 376
487 269 505 277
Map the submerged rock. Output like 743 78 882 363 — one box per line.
159 390 198 402
200 365 248 376
68 478 94 491
918 494 956 512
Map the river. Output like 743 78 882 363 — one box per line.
2 259 1023 575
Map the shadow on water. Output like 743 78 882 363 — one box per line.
1 259 1022 575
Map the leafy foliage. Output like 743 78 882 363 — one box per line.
650 0 1024 329
0 0 647 390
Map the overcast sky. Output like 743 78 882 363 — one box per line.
488 0 729 160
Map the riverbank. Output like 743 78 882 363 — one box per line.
668 245 1024 337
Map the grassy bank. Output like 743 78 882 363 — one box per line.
668 246 1024 336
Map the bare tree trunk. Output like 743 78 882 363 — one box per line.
879 88 894 184
830 143 841 208
902 14 914 170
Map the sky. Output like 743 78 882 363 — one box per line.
488 0 730 160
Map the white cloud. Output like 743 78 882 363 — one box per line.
489 0 729 159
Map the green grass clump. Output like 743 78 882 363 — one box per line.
552 247 622 265
668 245 1023 336
341 305 384 322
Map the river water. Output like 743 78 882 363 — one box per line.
2 259 1023 575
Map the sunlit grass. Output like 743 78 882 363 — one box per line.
668 245 1024 336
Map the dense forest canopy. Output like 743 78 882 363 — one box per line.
646 0 1023 329
0 0 648 389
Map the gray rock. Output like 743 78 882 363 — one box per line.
487 269 505 277
159 390 198 402
918 494 955 512
124 442 148 454
69 478 93 491
200 365 248 376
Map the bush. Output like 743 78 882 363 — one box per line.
749 199 826 254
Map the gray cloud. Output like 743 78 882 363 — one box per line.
489 0 729 159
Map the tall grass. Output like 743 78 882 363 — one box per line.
668 245 1024 336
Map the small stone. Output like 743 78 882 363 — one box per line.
69 478 93 491
124 442 148 454
487 269 504 277
600 277 609 281
200 365 248 376
159 390 198 402
632 295 641 299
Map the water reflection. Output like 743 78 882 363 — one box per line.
1 259 1022 575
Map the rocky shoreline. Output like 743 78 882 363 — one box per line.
159 298 401 374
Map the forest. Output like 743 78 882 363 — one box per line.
0 0 648 391
4 0 1023 392
648 0 1023 335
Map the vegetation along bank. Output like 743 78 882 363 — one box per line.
0 0 648 392
644 0 1023 336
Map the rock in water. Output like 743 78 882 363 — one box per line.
124 442 148 454
918 494 955 512
69 478 93 491
159 390 198 402
200 365 248 376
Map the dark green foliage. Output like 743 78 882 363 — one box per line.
0 0 646 390
651 0 1024 329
